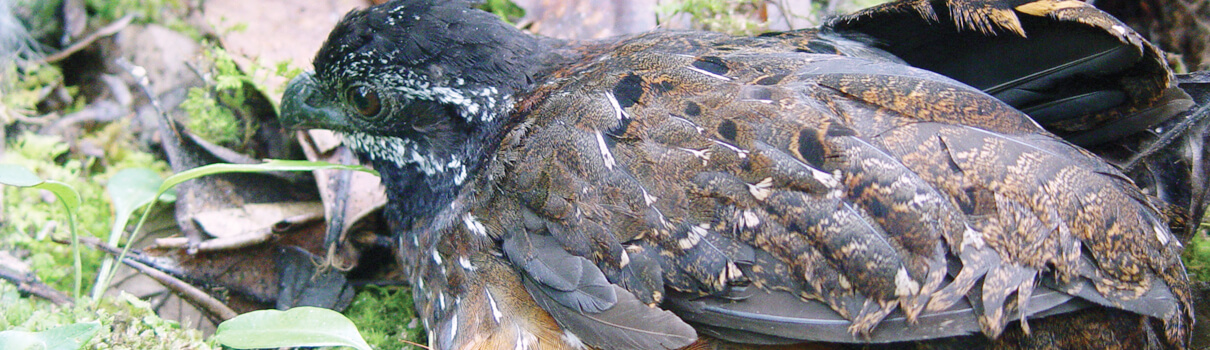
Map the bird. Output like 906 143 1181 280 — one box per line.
278 0 1196 349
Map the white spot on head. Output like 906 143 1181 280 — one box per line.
343 133 468 179
562 330 587 349
332 63 509 122
595 130 616 170
747 177 774 201
450 158 468 185
894 268 921 297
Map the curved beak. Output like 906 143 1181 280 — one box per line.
280 71 351 131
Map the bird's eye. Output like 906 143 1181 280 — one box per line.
346 86 381 116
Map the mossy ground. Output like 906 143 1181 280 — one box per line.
343 285 427 350
1186 228 1210 282
1 283 212 349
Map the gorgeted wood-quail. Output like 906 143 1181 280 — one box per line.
279 0 1197 349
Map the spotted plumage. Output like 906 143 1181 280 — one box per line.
280 0 1195 349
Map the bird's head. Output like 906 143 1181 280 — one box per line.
280 0 539 224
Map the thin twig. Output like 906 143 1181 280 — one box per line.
73 236 239 321
121 254 240 321
400 338 430 350
115 57 183 142
0 252 74 306
42 14 135 63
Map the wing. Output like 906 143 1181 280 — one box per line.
828 0 1192 147
480 27 1190 350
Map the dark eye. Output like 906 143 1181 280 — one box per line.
346 86 381 116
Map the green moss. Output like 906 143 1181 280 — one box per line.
1 132 169 293
83 0 182 24
180 47 257 148
2 63 63 119
181 87 244 146
476 0 526 23
1 284 212 349
658 0 768 35
180 45 312 148
1185 228 1210 282
343 285 426 350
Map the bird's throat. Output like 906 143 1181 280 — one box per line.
343 132 473 228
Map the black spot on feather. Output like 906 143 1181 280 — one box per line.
718 119 738 141
797 129 826 168
613 73 645 109
692 56 729 76
755 74 787 85
804 41 838 54
685 101 702 117
650 80 677 93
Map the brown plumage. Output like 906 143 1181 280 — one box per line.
279 0 1196 349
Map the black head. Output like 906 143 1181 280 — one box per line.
281 0 540 226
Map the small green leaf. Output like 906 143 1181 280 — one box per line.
94 168 169 299
0 322 102 350
34 180 82 213
160 160 377 193
1 164 83 210
97 160 376 298
0 163 85 298
108 168 166 216
214 307 372 350
0 163 44 187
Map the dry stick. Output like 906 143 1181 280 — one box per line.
120 255 240 321
0 264 74 306
42 14 135 63
115 57 182 142
74 236 239 321
400 338 430 350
